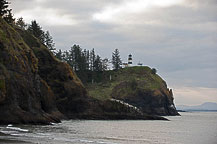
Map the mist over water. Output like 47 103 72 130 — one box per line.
0 112 217 144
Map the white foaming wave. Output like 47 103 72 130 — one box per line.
6 126 29 132
0 130 17 135
10 133 27 136
97 141 118 144
79 139 94 143
79 139 117 144
50 122 57 125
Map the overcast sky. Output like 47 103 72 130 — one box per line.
9 0 217 105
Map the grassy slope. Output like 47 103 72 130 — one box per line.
87 66 166 100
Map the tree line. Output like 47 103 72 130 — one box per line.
17 16 123 83
55 45 122 83
1 0 123 83
0 0 56 53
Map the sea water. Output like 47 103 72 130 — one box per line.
0 112 217 144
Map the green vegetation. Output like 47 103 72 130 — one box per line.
1 0 55 53
1 0 124 85
87 66 165 101
55 44 113 83
27 20 44 42
3 9 14 24
0 0 9 16
0 28 9 43
0 78 5 92
15 17 27 29
27 20 56 53
112 49 122 70
151 68 157 74
0 0 15 24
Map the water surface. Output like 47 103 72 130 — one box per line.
0 112 217 144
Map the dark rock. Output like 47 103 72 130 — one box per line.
16 27 88 118
111 69 180 116
0 18 63 124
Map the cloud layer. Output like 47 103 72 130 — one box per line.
9 0 217 105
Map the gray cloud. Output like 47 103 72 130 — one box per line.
8 0 217 105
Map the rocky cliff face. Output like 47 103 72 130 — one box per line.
88 67 179 116
112 81 178 116
0 18 90 123
111 67 179 116
16 27 89 118
0 18 63 124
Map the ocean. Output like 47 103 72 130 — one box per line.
0 112 217 144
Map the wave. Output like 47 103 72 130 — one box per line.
6 126 29 132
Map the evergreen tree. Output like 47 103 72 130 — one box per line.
3 9 14 24
55 49 63 61
93 55 102 71
16 17 27 29
27 20 45 43
63 50 70 62
0 0 14 24
69 46 76 70
102 58 109 71
90 48 96 71
112 49 122 70
83 49 90 70
44 31 55 52
78 50 87 71
69 44 85 71
73 44 81 71
0 0 9 17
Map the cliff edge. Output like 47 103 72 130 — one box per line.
88 66 179 116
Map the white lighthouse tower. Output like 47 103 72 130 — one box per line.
128 54 132 67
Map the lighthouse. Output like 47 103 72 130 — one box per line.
128 54 132 67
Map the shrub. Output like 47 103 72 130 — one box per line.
151 68 157 74
129 78 138 90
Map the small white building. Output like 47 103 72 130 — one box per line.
137 62 143 66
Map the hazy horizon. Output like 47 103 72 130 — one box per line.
8 0 217 105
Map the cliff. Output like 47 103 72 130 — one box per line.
0 18 63 124
16 27 88 118
0 18 166 124
88 66 179 116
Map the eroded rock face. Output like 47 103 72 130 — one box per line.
111 79 179 116
0 18 62 124
16 28 88 118
88 66 179 116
